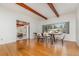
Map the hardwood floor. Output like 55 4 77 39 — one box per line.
0 39 79 56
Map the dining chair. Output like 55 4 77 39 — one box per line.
37 33 45 42
43 32 50 43
54 33 65 46
33 33 38 39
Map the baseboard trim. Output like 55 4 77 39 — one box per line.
0 39 77 46
0 40 16 45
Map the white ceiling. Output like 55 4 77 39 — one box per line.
0 3 79 19
55 3 79 15
26 3 56 18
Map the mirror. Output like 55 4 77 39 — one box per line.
42 22 69 34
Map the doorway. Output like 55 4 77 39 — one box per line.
16 20 30 49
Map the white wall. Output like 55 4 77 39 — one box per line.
0 6 41 45
76 7 79 46
39 13 76 42
0 7 17 44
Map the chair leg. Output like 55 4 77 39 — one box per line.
41 38 43 42
51 39 53 44
37 38 40 42
61 39 64 46
55 39 57 43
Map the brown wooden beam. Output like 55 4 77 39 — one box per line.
16 3 47 20
47 3 59 17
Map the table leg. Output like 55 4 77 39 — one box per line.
52 34 55 42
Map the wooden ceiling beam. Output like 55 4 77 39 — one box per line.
47 3 59 17
16 3 47 20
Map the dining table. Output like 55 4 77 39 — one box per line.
44 31 63 44
36 31 63 45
